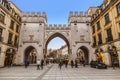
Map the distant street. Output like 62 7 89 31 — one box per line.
0 64 120 80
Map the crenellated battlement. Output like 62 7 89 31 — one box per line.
22 12 46 18
22 12 47 23
68 11 91 23
45 24 70 30
69 11 88 18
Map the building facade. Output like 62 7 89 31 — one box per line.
16 8 97 65
60 45 68 56
91 0 120 66
0 0 22 67
59 45 68 59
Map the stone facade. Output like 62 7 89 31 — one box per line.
16 8 97 65
0 1 22 67
91 0 120 66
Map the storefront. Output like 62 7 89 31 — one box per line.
108 45 119 67
95 44 119 67
4 48 16 66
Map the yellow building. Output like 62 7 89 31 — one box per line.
0 0 22 67
91 0 120 66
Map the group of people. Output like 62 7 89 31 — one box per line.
58 59 68 69
24 59 44 70
5 58 13 67
24 59 86 70
36 59 44 70
58 59 86 70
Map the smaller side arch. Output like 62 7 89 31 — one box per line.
77 46 89 65
24 46 37 64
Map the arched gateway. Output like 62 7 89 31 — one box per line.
16 12 94 64
44 32 71 57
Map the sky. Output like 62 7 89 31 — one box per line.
9 0 103 49
48 37 66 50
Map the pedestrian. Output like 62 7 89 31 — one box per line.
8 58 12 67
41 59 44 70
25 60 28 68
75 59 78 68
113 59 118 69
37 59 41 70
59 60 62 70
71 60 74 68
82 59 85 67
65 59 68 68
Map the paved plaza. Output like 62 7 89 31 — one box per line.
0 64 120 80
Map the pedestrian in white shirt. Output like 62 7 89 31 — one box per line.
37 59 41 70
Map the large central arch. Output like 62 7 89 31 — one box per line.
44 32 71 58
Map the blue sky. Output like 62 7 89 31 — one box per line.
10 0 103 49
10 0 103 24
48 37 66 50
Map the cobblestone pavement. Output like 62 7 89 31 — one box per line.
41 64 120 80
0 64 52 80
0 64 120 80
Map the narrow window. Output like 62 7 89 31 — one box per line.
8 33 13 44
0 11 5 24
105 13 110 25
116 2 120 16
97 21 101 30
10 20 14 30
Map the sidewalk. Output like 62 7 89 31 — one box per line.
0 64 120 80
0 64 53 80
41 64 120 80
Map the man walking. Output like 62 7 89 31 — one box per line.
59 60 62 70
37 59 41 70
25 60 28 68
65 59 68 68
75 59 78 68
71 60 74 68
41 59 44 70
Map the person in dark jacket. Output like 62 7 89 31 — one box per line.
71 60 74 68
75 59 78 68
82 59 86 67
25 60 28 68
65 59 68 68
59 60 62 70
41 59 44 70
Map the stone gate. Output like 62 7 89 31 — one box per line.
16 10 95 64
